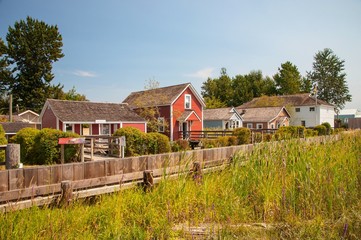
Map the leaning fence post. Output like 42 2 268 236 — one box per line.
5 144 20 169
60 180 73 205
143 170 154 191
192 161 203 184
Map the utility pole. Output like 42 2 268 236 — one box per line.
9 94 12 122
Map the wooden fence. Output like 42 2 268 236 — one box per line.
0 144 255 212
0 134 340 212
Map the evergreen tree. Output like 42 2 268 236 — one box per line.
307 48 351 110
0 16 64 112
274 61 302 95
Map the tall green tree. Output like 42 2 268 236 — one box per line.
201 68 233 108
307 48 351 110
273 61 303 95
0 16 64 112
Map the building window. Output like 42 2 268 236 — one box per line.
270 123 275 129
256 123 263 129
158 117 165 132
185 94 191 109
309 107 315 112
100 124 110 135
247 123 253 129
230 120 240 129
295 108 300 112
65 124 73 132
301 120 306 127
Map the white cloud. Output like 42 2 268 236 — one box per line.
73 70 97 78
185 67 214 79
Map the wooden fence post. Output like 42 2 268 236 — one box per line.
60 180 73 206
5 144 20 169
143 170 154 191
192 161 202 184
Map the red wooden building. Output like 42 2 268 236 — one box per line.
40 99 147 135
123 83 205 141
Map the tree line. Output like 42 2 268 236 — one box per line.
202 49 351 111
0 16 87 116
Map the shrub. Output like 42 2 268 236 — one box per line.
216 136 229 147
321 122 333 135
276 126 305 139
10 128 40 164
233 128 251 145
227 136 238 146
145 132 171 154
32 129 79 165
113 127 147 157
0 125 7 162
200 139 218 149
305 129 318 137
11 128 79 165
314 125 327 136
171 139 190 152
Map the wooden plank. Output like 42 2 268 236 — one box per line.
62 164 74 181
8 169 24 190
73 163 84 181
37 167 51 186
50 165 62 184
0 171 8 192
107 159 123 176
122 157 133 173
24 167 38 188
0 183 61 203
84 161 105 179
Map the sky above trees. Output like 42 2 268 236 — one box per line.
0 0 360 110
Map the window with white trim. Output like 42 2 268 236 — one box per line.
256 123 263 129
158 117 165 132
295 108 300 112
65 124 73 132
100 124 110 135
185 94 191 109
247 123 253 129
309 107 315 112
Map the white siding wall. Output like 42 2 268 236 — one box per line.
290 105 334 128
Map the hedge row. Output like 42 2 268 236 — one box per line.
113 127 171 157
11 128 79 165
0 125 7 162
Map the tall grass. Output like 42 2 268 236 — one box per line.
0 132 360 239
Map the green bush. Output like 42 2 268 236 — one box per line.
0 125 7 162
10 128 40 164
321 122 333 135
11 128 79 165
276 126 305 139
216 136 229 147
233 127 251 145
305 129 318 137
227 136 238 146
145 132 171 154
171 139 190 152
200 138 218 149
113 127 147 157
314 125 327 136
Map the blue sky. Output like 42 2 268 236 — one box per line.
1 0 360 110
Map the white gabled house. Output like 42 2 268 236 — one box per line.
238 94 335 128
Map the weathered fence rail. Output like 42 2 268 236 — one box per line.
0 134 340 212
0 144 255 211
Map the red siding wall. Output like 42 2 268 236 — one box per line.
92 124 99 135
42 107 57 129
74 124 81 135
122 123 146 132
172 87 203 140
158 106 171 139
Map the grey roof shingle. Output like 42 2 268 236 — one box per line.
46 99 145 122
238 106 288 123
238 93 333 108
203 107 239 121
123 83 198 108
1 122 40 134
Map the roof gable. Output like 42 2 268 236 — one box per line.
41 99 145 123
204 107 243 121
123 83 205 108
238 106 290 123
238 94 333 108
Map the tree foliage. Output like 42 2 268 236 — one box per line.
274 61 303 95
201 68 276 108
307 48 351 110
0 16 64 112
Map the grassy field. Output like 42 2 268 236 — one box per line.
0 132 360 239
